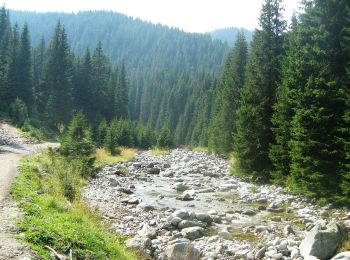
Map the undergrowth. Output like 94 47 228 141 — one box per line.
11 151 135 259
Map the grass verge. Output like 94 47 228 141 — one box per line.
11 151 135 260
149 147 171 157
191 146 209 153
94 148 136 168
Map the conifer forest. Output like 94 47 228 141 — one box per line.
1 0 349 205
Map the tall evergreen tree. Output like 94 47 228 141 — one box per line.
0 7 10 110
16 24 32 108
5 24 20 105
269 15 300 184
73 48 92 117
90 41 111 122
115 63 129 119
286 0 350 202
209 33 248 155
44 21 73 128
234 0 286 179
32 36 46 118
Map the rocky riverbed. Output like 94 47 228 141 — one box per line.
83 149 350 259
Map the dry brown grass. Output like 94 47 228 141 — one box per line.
95 148 136 167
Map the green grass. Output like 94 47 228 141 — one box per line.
94 148 136 168
11 152 135 260
149 147 171 157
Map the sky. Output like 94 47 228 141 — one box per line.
2 0 301 33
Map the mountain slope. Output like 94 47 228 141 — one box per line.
9 10 229 139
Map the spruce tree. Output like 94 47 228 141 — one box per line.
269 15 300 184
0 6 10 111
157 126 173 148
209 33 248 155
44 21 73 128
16 24 32 109
115 63 129 119
73 48 92 118
234 0 286 179
60 112 95 158
286 0 350 202
90 41 111 122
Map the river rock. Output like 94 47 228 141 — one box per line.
117 187 133 194
176 183 189 192
125 237 152 259
171 217 183 227
181 227 204 240
172 209 190 219
242 209 256 216
148 168 160 174
299 221 343 259
331 252 350 260
178 220 205 229
109 178 120 187
255 247 266 259
179 192 194 201
127 197 140 204
138 225 157 239
284 224 294 235
195 213 213 224
133 162 142 168
219 183 238 191
165 242 200 260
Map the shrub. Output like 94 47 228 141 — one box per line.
9 98 28 127
157 126 173 148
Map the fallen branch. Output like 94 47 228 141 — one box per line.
44 245 66 260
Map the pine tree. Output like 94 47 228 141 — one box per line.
5 24 20 105
115 63 129 119
104 119 120 155
234 0 286 179
32 36 46 117
287 0 350 202
209 33 248 155
96 118 108 148
269 15 300 184
0 6 10 111
157 125 173 148
60 111 95 158
44 21 73 128
73 48 92 118
16 24 32 109
90 41 111 122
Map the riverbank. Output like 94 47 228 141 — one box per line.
84 149 350 259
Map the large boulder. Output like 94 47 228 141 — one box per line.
181 227 205 240
300 221 343 259
165 242 200 260
125 237 152 259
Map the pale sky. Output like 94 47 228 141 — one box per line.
2 0 301 32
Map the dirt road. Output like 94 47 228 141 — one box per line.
0 122 54 259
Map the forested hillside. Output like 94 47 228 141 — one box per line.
9 10 229 145
210 27 253 44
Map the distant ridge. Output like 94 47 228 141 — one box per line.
210 27 253 44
